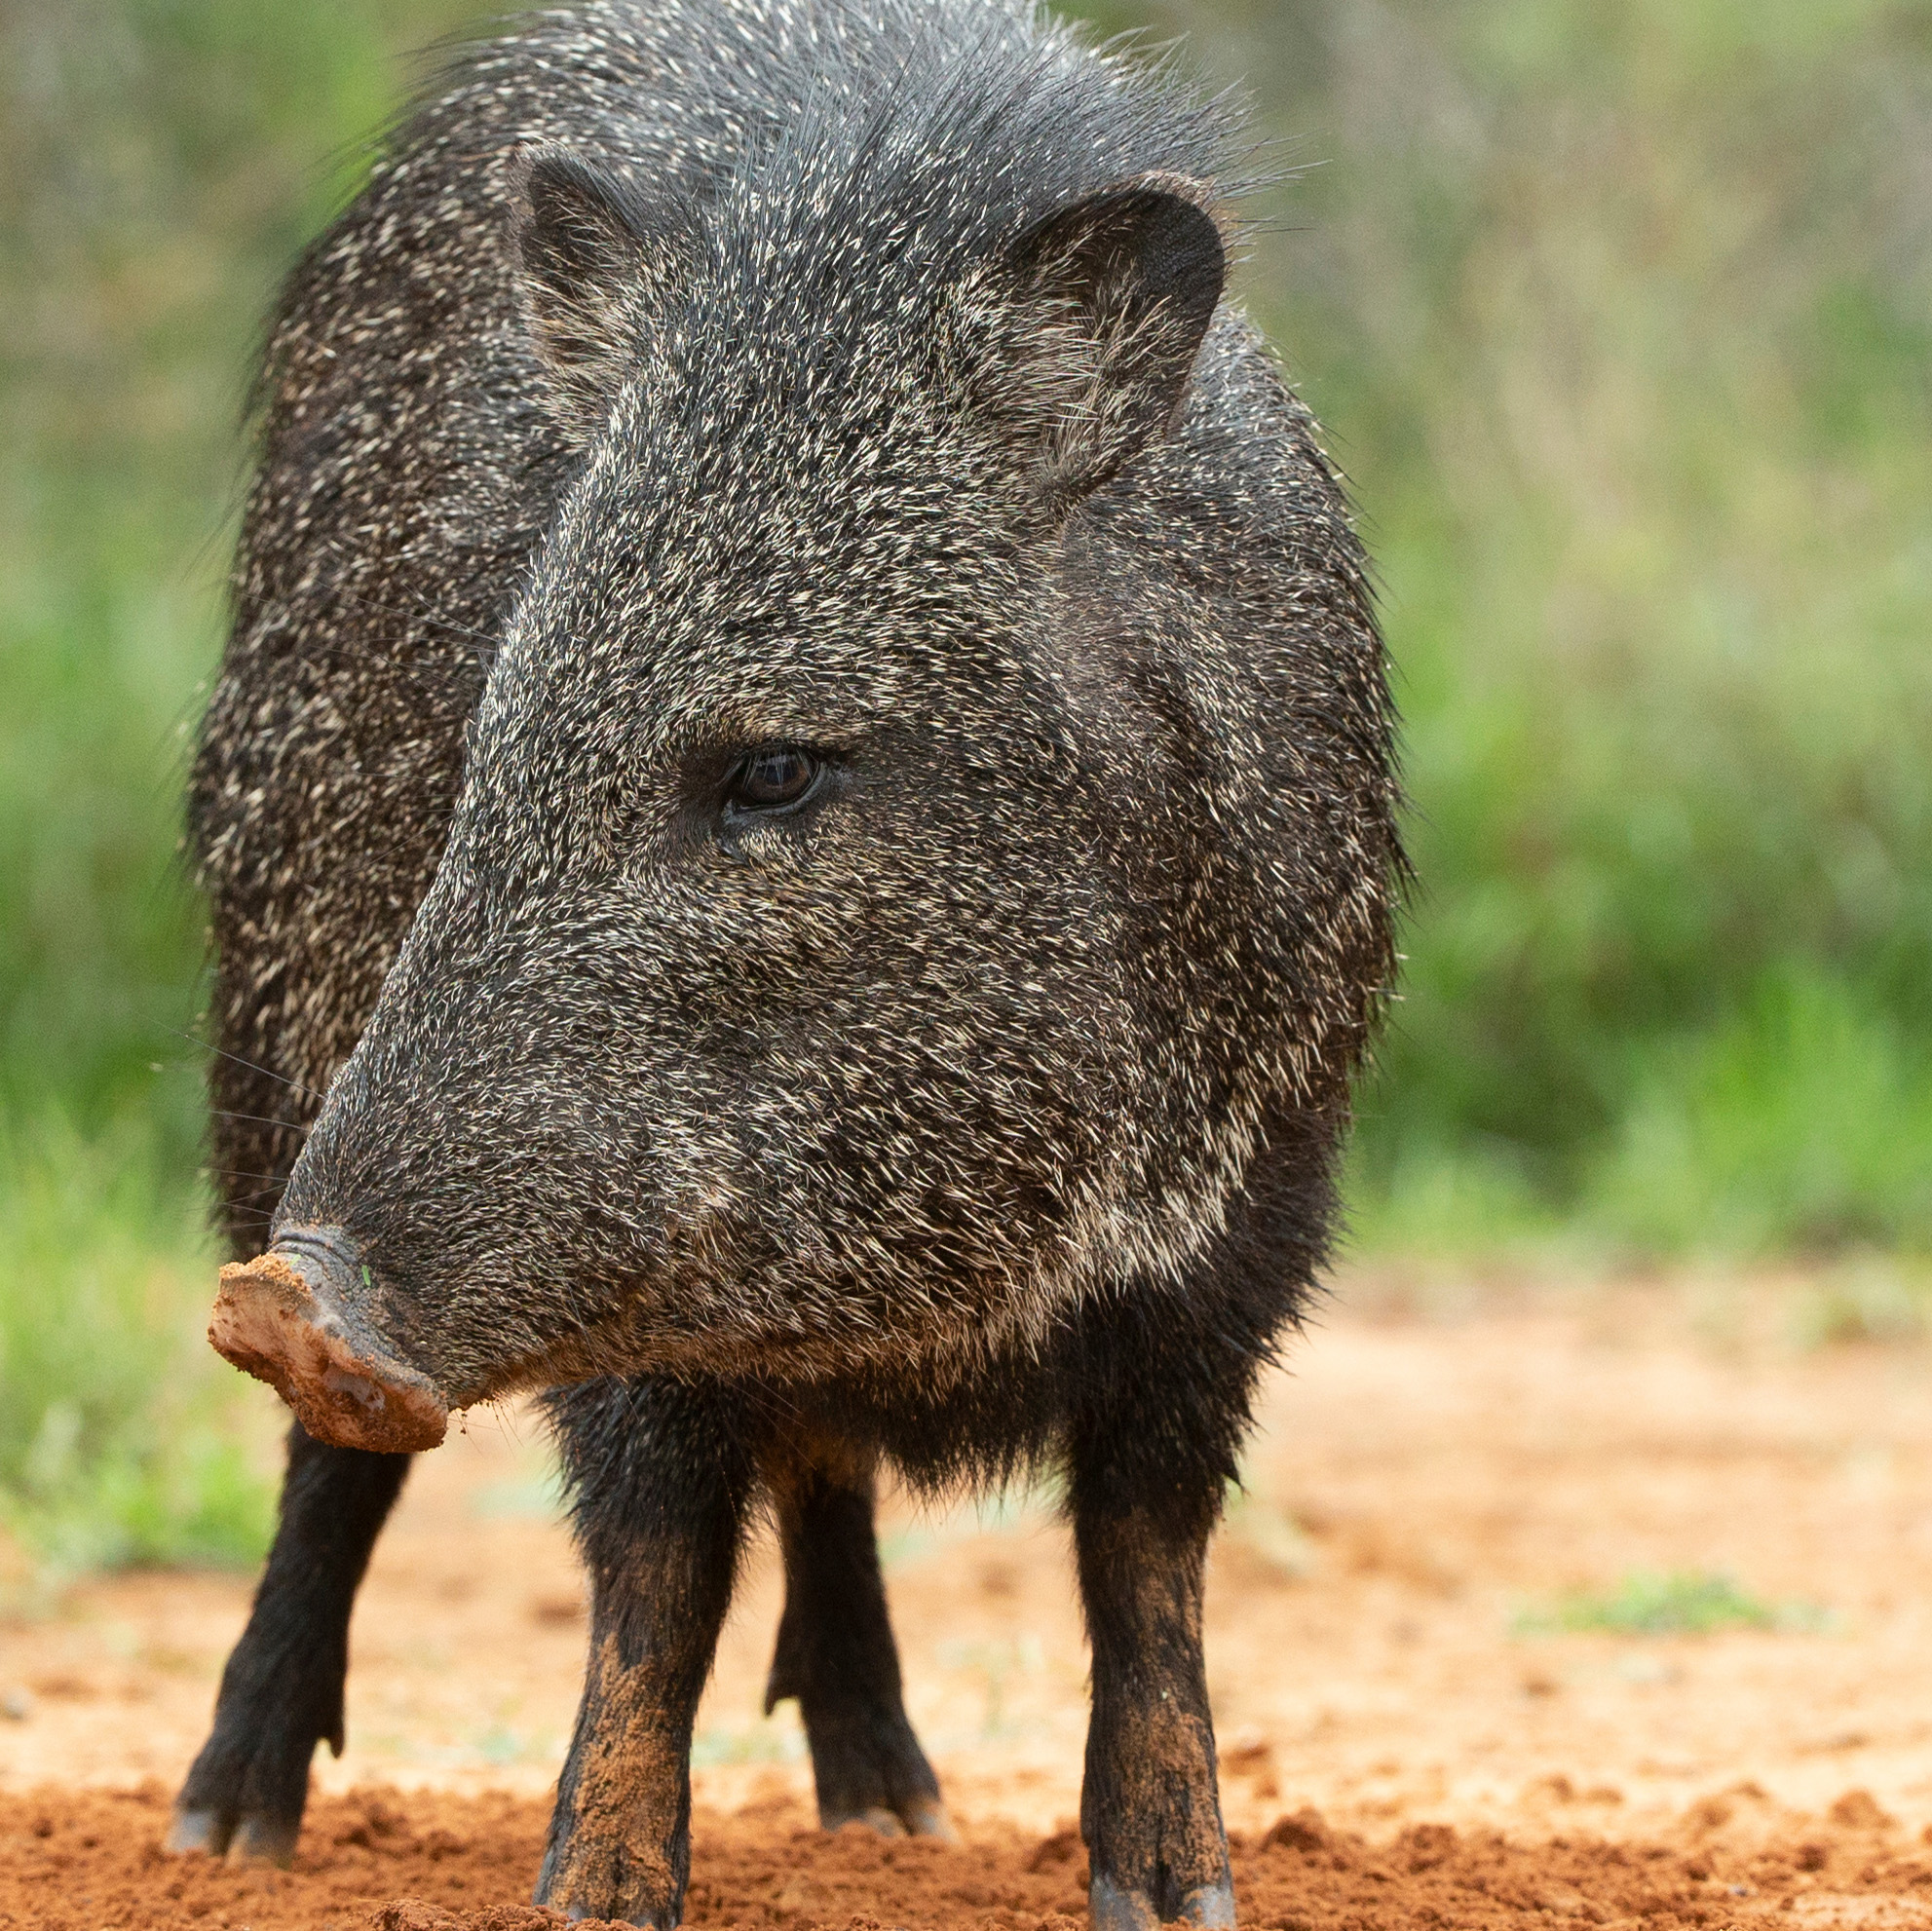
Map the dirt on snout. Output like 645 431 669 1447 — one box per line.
9 1779 1932 1930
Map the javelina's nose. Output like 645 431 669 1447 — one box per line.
208 1224 449 1453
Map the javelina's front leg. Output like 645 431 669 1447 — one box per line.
536 1378 753 1928
1072 1417 1235 1930
764 1459 950 1837
170 1422 411 1863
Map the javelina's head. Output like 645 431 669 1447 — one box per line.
214 64 1394 1450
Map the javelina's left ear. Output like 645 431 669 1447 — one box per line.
507 144 699 437
973 175 1226 512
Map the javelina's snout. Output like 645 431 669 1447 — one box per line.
208 1225 449 1453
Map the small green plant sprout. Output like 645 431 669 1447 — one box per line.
1514 1570 1826 1638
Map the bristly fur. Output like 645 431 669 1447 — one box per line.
181 1 1401 1913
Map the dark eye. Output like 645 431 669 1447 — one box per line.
729 745 821 813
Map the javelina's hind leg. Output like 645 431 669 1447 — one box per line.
1072 1379 1238 1929
170 1423 411 1864
537 1378 754 1928
764 1460 951 1838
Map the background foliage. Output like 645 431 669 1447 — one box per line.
2 0 1927 1567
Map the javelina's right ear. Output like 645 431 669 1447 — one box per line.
967 175 1227 514
507 145 698 437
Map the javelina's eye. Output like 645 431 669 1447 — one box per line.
728 745 821 814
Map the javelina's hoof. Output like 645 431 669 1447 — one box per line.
898 1795 957 1840
536 1841 679 1929
165 1802 300 1867
1089 1873 1237 1931
208 1233 447 1454
163 1804 223 1855
823 1797 956 1839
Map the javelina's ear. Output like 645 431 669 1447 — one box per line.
507 144 698 435
977 174 1226 511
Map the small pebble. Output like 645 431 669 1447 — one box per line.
1 1687 32 1722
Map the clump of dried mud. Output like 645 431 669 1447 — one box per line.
7 1783 1932 1931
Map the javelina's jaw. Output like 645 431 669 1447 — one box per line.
208 1225 450 1453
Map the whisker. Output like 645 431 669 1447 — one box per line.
326 583 506 665
210 1106 312 1137
213 1184 288 1209
176 1030 324 1104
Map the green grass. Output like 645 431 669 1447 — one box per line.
1164 0 1932 1261
3 0 1932 1568
1589 968 1932 1256
0 1115 273 1587
1515 1570 1823 1639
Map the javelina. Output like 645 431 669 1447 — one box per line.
171 0 1400 1921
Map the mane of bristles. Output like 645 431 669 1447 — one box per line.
421 0 1252 278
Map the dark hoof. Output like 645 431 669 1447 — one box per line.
229 1810 302 1866
165 1803 300 1867
1089 1874 1157 1931
901 1796 957 1840
827 1805 907 1836
535 1840 678 1928
1089 1873 1235 1930
163 1806 226 1856
549 1897 674 1927
822 1796 955 1840
1179 1879 1237 1927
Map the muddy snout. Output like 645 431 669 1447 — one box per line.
208 1226 449 1453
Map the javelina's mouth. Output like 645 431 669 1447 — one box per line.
208 1225 450 1453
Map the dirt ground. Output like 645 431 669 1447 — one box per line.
7 1272 1932 1928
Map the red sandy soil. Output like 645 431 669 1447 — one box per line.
6 1272 1932 1928
9 1780 1932 1931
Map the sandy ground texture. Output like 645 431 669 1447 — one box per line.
6 1272 1932 1928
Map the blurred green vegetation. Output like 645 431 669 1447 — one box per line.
0 1115 270 1585
1127 0 1932 1259
2 0 1928 1565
